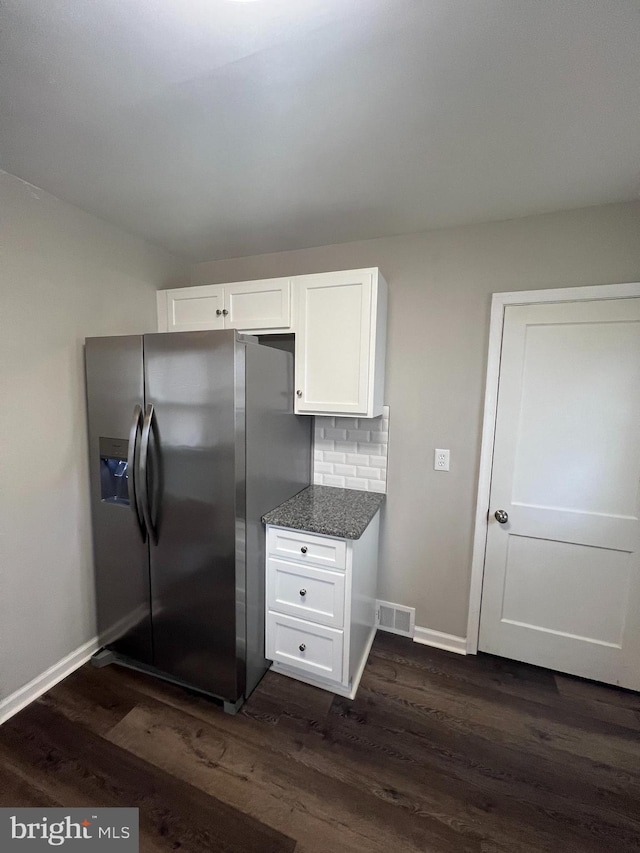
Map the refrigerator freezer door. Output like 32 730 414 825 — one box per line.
244 343 312 696
85 335 152 663
143 330 245 700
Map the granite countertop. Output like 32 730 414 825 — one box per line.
262 484 384 540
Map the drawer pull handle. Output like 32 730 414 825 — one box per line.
300 546 308 554
299 644 306 652
299 588 307 597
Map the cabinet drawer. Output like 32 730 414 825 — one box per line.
266 612 343 682
268 527 346 570
267 559 345 628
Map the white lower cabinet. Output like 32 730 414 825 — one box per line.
265 514 379 699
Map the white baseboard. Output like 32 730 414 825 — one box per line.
413 626 467 655
0 637 99 725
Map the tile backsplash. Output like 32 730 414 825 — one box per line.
313 406 389 493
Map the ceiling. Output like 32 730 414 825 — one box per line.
1 0 639 261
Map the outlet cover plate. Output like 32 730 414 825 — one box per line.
434 449 450 471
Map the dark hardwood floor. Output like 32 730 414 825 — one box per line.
1 633 639 852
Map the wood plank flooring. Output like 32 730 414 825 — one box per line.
1 632 640 852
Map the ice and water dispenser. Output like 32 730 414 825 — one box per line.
99 437 130 505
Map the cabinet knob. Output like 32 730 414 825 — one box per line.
300 546 307 554
222 309 229 316
299 588 307 597
216 309 222 316
296 390 302 397
299 644 306 652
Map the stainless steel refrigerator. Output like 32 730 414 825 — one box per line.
85 329 311 713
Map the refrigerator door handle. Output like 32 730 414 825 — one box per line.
140 403 159 545
127 404 147 542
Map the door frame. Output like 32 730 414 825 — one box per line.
466 281 640 654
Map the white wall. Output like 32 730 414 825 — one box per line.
0 170 187 702
192 202 640 639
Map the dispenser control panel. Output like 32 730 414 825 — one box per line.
99 436 130 506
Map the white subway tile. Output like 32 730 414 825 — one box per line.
312 406 390 493
347 453 367 466
315 462 334 474
335 417 357 429
358 442 382 455
334 464 357 477
323 474 345 487
334 440 358 454
345 477 368 490
368 455 386 468
313 472 324 484
345 429 371 441
324 428 347 440
357 466 381 480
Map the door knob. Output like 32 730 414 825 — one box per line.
494 509 509 524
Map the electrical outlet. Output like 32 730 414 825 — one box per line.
434 449 450 471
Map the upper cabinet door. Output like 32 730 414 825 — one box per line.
224 278 291 331
160 285 224 332
158 279 292 333
294 269 387 417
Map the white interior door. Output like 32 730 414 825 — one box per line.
479 298 640 690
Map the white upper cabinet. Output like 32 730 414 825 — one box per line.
294 269 387 418
224 279 292 331
158 278 292 333
159 284 224 332
157 268 387 418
